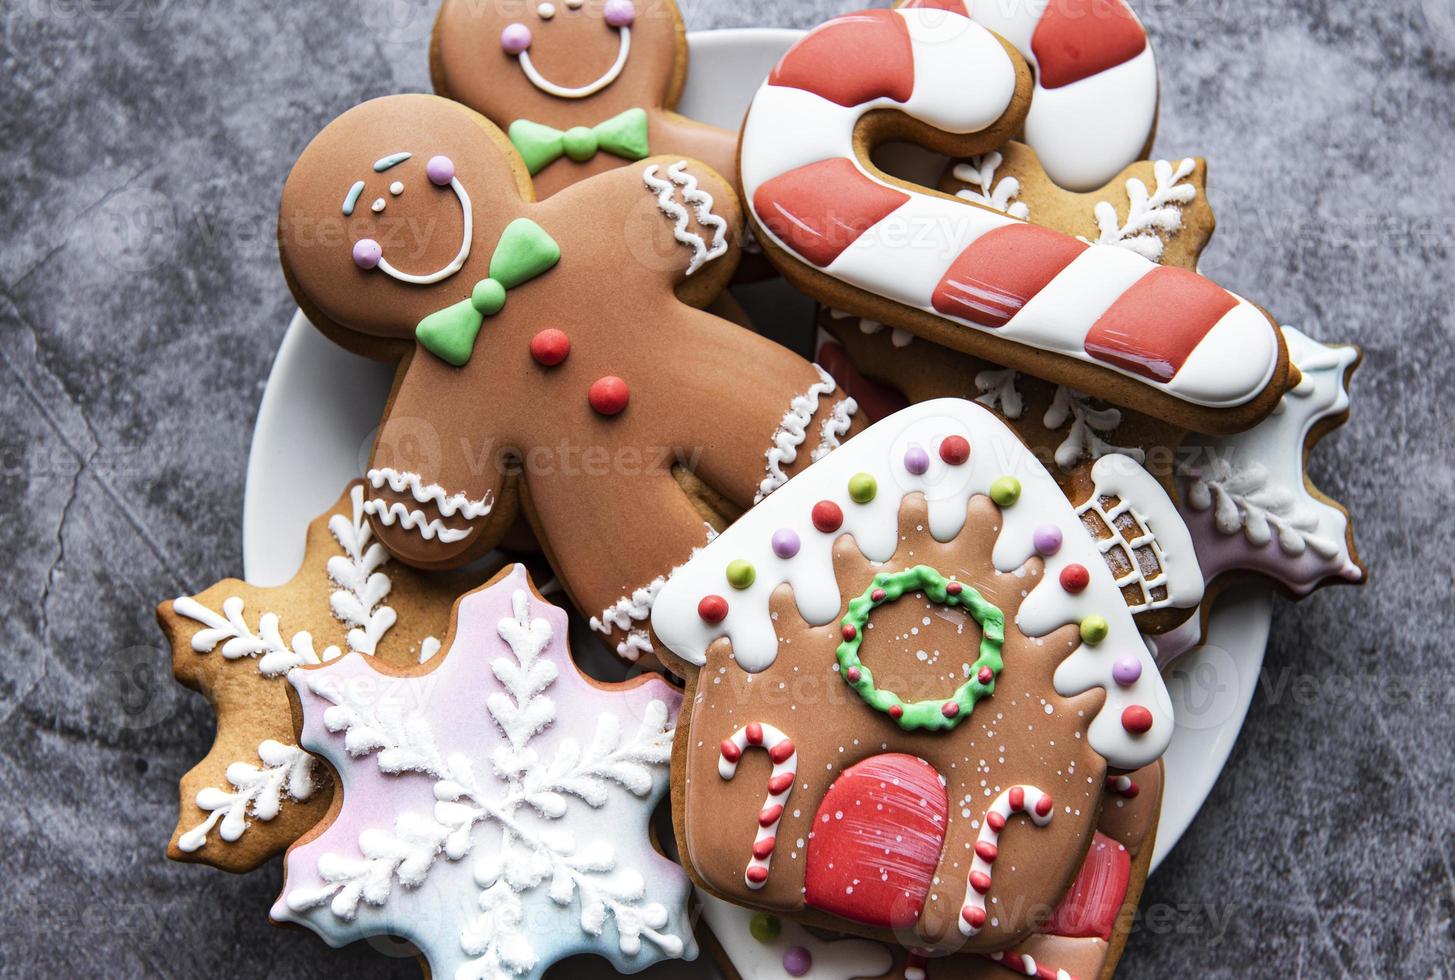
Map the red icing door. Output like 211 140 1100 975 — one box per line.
1042 831 1132 940
803 753 948 929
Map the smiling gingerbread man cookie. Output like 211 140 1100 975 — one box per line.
278 94 861 663
432 0 738 201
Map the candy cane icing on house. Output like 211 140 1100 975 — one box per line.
652 399 1178 771
740 4 1288 423
916 0 1159 191
718 722 797 889
960 785 1055 936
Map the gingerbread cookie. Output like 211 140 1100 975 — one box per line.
277 94 862 663
432 0 738 201
740 1 1293 435
158 483 487 872
706 762 1163 980
272 564 696 979
1152 326 1366 666
649 399 1187 953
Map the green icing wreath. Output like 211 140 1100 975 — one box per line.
836 565 1005 732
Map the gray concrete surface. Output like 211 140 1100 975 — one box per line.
1 0 1450 976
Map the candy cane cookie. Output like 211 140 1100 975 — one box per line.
718 722 797 889
740 2 1292 436
959 786 1055 936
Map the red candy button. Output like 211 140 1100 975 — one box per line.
1059 563 1090 594
1121 705 1154 734
530 329 571 366
812 500 843 533
939 435 970 465
698 595 728 624
589 376 630 416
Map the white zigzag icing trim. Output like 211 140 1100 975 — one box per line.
366 468 494 520
643 161 729 276
363 500 473 544
755 365 843 503
591 525 718 660
811 397 857 463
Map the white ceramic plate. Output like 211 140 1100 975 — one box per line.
243 26 1270 966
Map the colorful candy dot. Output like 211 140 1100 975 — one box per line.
589 376 630 416
604 0 636 27
726 560 756 591
1112 656 1143 686
501 22 532 53
977 665 994 685
811 500 843 534
939 435 971 466
771 528 800 559
426 155 455 187
848 472 877 504
888 704 904 720
749 912 781 943
352 238 382 270
1080 615 1109 645
783 946 813 978
1033 524 1063 556
841 624 857 641
1059 563 1090 594
871 588 887 603
946 581 963 596
530 329 570 367
698 595 728 624
989 476 1021 507
941 701 960 718
904 446 930 475
1122 705 1154 734
846 666 861 683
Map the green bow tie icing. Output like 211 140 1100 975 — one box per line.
508 107 651 176
415 218 561 367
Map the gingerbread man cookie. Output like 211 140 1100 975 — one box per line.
277 94 861 663
649 400 1189 953
432 0 738 200
272 564 696 979
740 1 1293 435
158 483 488 872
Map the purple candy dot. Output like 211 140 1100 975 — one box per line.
904 447 930 476
501 22 532 54
603 0 636 27
783 946 812 978
352 238 382 270
771 528 801 560
1033 523 1063 556
1112 656 1143 687
426 155 455 187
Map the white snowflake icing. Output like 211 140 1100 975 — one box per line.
1043 386 1146 471
953 152 1030 220
1087 158 1198 262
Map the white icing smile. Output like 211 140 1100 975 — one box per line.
349 155 473 286
519 26 631 99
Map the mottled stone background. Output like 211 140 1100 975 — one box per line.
1 0 1450 976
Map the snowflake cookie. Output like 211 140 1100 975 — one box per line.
271 564 695 980
158 482 485 872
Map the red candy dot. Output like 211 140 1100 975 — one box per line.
698 595 728 623
589 376 630 416
977 666 994 685
530 329 571 366
842 624 857 641
1008 787 1025 811
1122 705 1154 734
871 588 887 603
846 667 862 683
946 581 963 596
769 740 796 763
975 841 998 863
962 906 987 928
888 704 904 720
941 701 959 718
746 866 769 884
1059 563 1090 594
1035 795 1054 817
939 435 970 465
812 500 843 533
720 738 741 762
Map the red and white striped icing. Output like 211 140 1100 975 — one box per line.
960 785 1055 936
718 722 797 890
902 0 1158 191
741 4 1281 411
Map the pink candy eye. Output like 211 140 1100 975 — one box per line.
501 23 532 54
353 239 382 270
603 0 635 27
426 155 456 186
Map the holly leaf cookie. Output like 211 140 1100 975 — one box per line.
158 483 487 872
272 564 696 980
648 399 1187 953
278 93 863 664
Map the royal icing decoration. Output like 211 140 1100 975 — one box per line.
643 161 730 276
652 399 1178 770
503 0 636 99
1089 158 1198 262
757 365 859 503
959 785 1055 936
509 107 650 174
350 154 474 286
273 566 694 980
177 741 315 855
718 723 798 890
953 152 1030 219
740 3 1282 412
